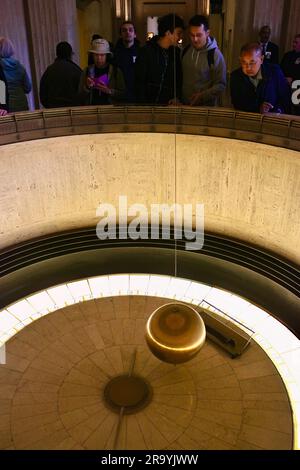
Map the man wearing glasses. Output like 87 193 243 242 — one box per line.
230 43 290 114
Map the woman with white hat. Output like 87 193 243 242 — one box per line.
79 38 125 105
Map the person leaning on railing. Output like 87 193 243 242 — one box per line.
230 42 291 114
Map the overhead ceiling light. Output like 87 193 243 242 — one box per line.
67 280 92 302
7 299 36 321
129 274 150 295
47 285 75 308
27 291 56 315
147 275 171 297
108 274 129 295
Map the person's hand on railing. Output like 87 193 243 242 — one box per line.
260 102 274 114
189 91 204 106
168 98 182 106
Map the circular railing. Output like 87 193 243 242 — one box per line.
0 106 299 150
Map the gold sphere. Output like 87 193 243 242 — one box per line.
145 303 206 364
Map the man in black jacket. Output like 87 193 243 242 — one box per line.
114 21 141 103
0 62 8 115
230 43 290 114
40 42 82 108
135 14 184 105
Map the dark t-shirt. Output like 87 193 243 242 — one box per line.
114 39 140 102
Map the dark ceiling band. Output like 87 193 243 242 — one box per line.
0 226 299 338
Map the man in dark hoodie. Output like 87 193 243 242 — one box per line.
114 21 140 103
40 42 82 108
135 14 184 105
182 15 226 106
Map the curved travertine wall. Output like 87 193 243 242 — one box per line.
0 132 299 264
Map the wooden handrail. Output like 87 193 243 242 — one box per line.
0 106 299 150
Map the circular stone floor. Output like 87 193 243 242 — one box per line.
0 296 293 450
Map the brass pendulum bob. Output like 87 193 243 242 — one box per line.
145 303 206 364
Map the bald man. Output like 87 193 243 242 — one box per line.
230 43 290 114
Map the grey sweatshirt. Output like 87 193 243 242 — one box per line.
182 36 226 106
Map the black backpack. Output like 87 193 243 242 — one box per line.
182 45 216 68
